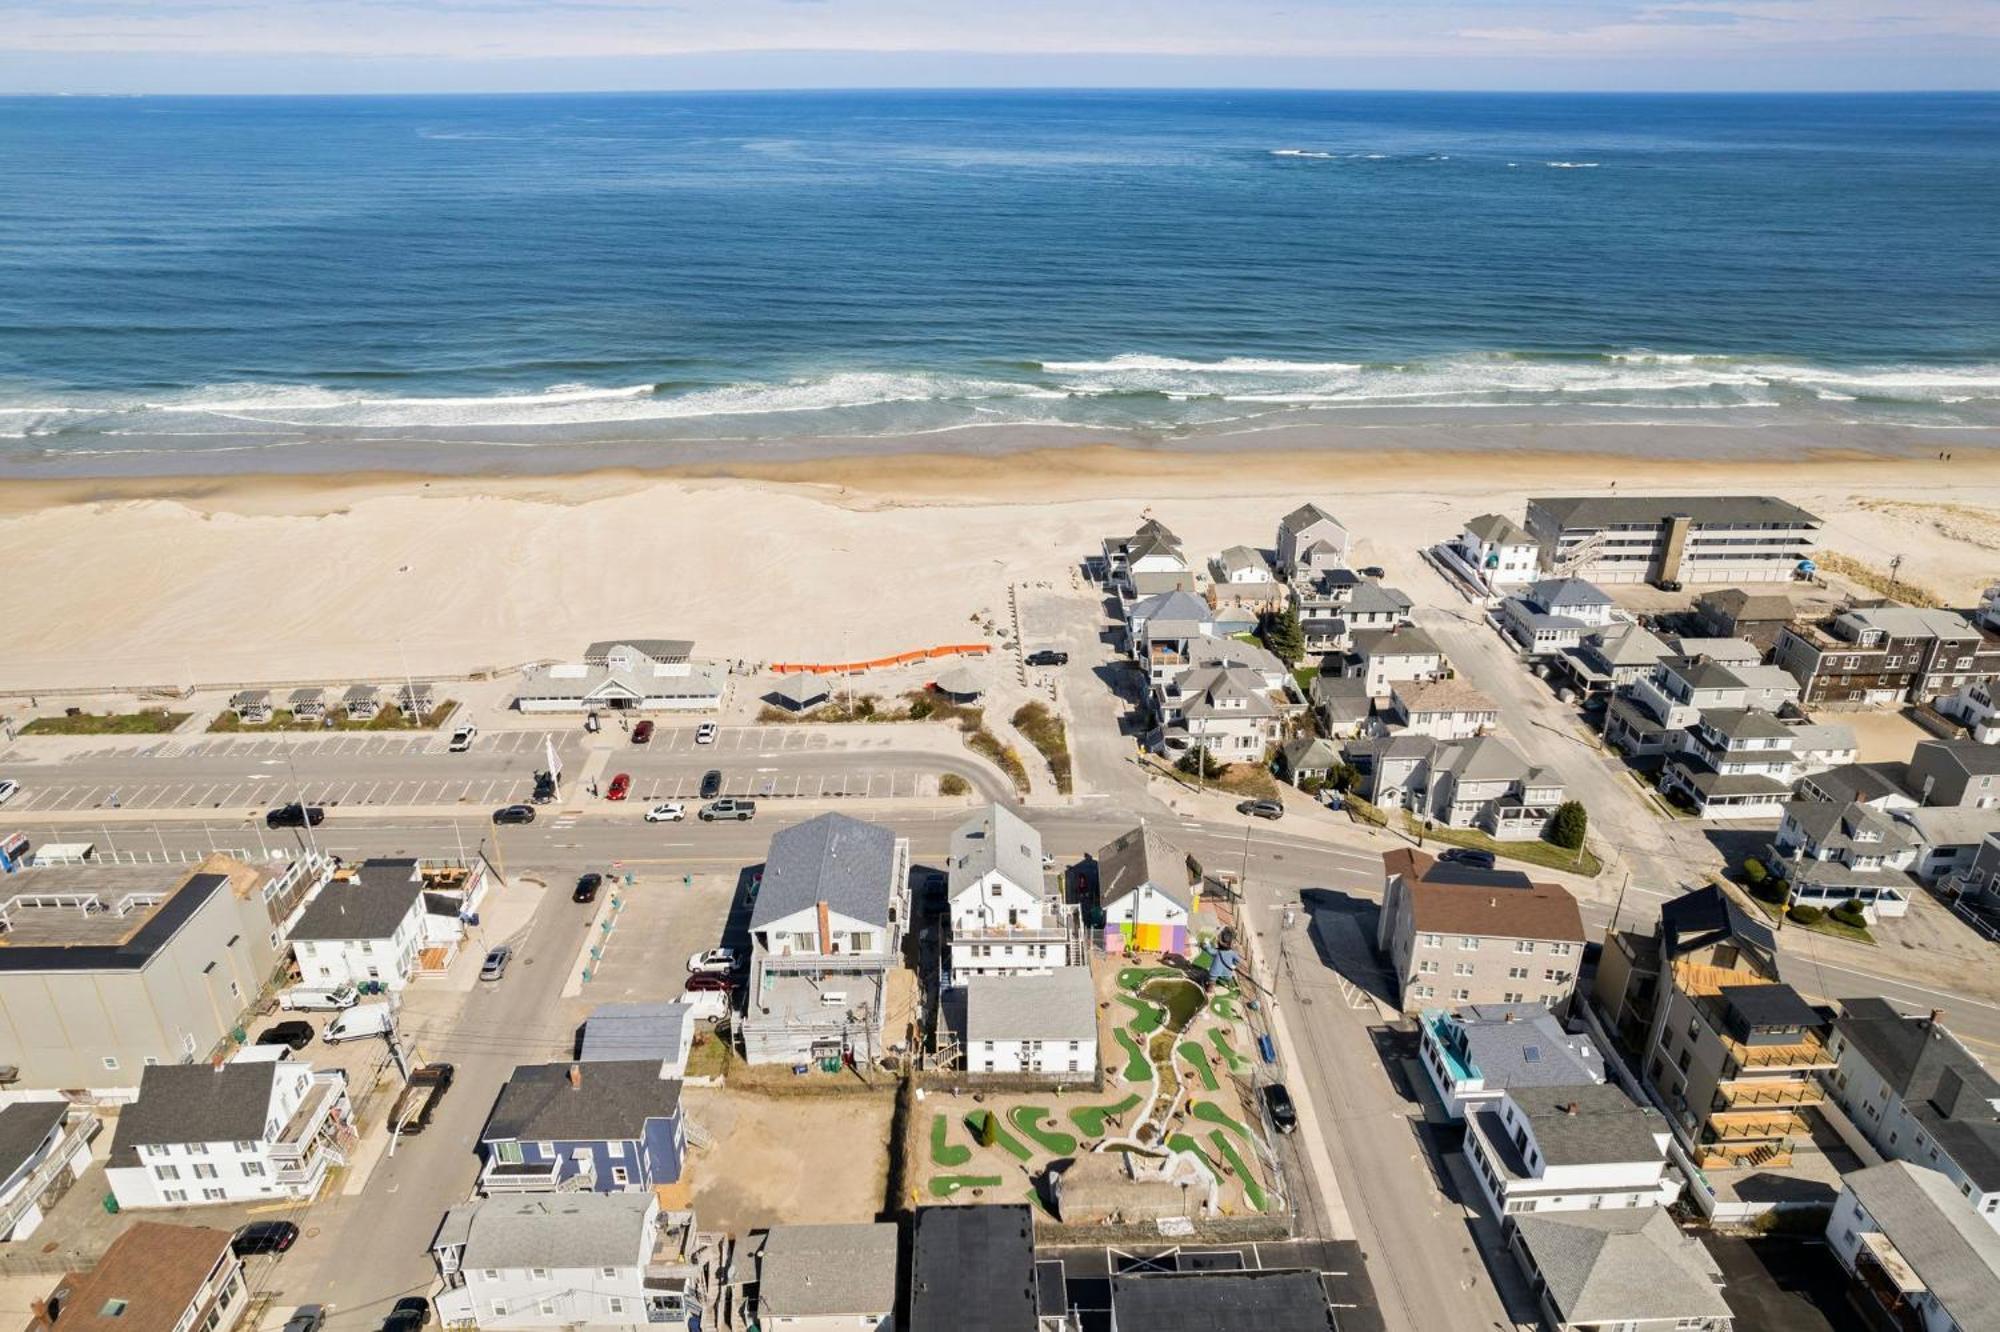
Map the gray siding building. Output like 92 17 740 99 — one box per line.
1524 495 1819 587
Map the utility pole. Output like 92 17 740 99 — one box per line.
384 993 414 1082
1887 554 1905 603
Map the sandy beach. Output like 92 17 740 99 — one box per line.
5 441 1998 693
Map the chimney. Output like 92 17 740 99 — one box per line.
1929 1009 1947 1031
1504 1010 1517 1022
568 1064 582 1090
212 1054 226 1073
1565 1101 1580 1116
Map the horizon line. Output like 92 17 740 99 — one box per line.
8 85 2000 99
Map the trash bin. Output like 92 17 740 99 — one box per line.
1257 1034 1277 1064
102 1193 120 1215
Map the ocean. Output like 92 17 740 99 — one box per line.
2 90 1998 474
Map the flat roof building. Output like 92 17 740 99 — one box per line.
1525 494 1819 587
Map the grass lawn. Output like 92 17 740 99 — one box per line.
1166 1133 1219 1176
1406 815 1604 877
1178 1042 1219 1091
965 1110 1033 1162
207 708 324 733
929 1174 1004 1198
1292 665 1320 694
1191 1100 1250 1139
22 710 188 736
683 1036 734 1079
1008 1107 1078 1155
1112 1027 1153 1082
930 1113 971 1167
1068 1093 1143 1138
1211 1131 1269 1211
1208 1029 1249 1074
1741 890 1876 945
1115 992 1165 1034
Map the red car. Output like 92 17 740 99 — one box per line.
632 720 654 744
606 773 631 801
683 972 738 993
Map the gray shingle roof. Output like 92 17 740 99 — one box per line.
1213 545 1271 577
1464 513 1533 546
1435 734 1531 783
1846 1162 2000 1321
1699 708 1795 742
1349 626 1442 659
109 1062 278 1166
454 1193 655 1271
1440 1005 1605 1091
950 805 1043 903
1346 583 1413 615
289 860 424 942
1128 589 1212 625
1587 621 1671 667
1531 494 1821 530
1525 577 1613 611
749 813 898 932
965 969 1097 1044
757 1223 900 1318
1281 502 1339 533
0 1101 67 1178
1096 824 1199 912
1108 1270 1336 1331
1834 999 2000 1190
1309 674 1371 720
483 1061 681 1143
1514 1084 1665 1167
583 638 694 665
581 1003 693 1064
1511 1208 1732 1325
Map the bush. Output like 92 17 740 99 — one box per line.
1754 877 1789 906
1547 801 1589 851
977 1110 999 1149
1297 775 1326 796
1743 857 1768 887
1175 747 1227 780
906 695 935 720
1831 900 1869 927
939 773 970 797
1788 904 1823 925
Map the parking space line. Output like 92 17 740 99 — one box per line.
385 781 407 804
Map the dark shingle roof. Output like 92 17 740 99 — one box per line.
1836 998 2000 1190
909 1204 1039 1332
109 1062 278 1166
1659 884 1775 961
1514 1084 1666 1167
289 861 424 943
483 1061 681 1143
1531 495 1821 530
1108 1270 1335 1331
0 1101 67 1178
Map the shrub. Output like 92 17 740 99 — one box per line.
1831 899 1869 927
939 773 970 797
1547 801 1589 851
1298 774 1326 796
1743 857 1768 887
906 695 935 721
1175 747 1227 780
1754 877 1789 906
1788 904 1823 925
977 1110 999 1149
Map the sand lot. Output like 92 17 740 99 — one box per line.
680 1087 894 1232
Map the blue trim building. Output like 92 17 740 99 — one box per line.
478 1060 685 1195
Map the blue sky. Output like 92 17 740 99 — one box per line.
3 0 1995 94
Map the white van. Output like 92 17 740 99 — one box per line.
279 983 358 1012
324 1002 394 1044
677 989 729 1024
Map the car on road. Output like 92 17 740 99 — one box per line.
1262 1082 1299 1135
380 1298 432 1332
479 946 513 981
256 1021 315 1051
606 773 631 801
632 719 654 744
645 801 686 823
573 872 603 904
265 804 325 829
688 948 739 975
699 798 755 822
1025 649 1069 667
1237 799 1285 821
1360 565 1386 579
1439 847 1497 870
696 722 719 745
282 1307 326 1332
683 971 739 993
232 1221 299 1257
531 771 557 803
492 804 535 824
447 724 477 752
0 779 17 806
699 769 723 798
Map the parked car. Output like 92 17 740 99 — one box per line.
0 779 17 806
696 722 719 745
645 801 686 823
1439 847 1497 870
682 971 739 994
531 772 557 803
1360 565 1386 579
279 983 357 1012
1262 1082 1299 1135
265 804 325 829
574 872 603 904
381 1298 432 1332
492 804 536 824
1025 649 1069 667
324 1003 393 1044
447 724 477 752
389 1064 454 1136
699 769 723 798
480 946 512 981
256 1021 316 1051
1236 799 1285 821
688 948 739 975
282 1307 326 1332
679 988 730 1023
232 1221 299 1256
632 719 655 744
606 773 631 801
699 798 755 822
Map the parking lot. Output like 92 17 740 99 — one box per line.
562 870 742 1010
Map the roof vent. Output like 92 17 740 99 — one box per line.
1565 1101 1580 1116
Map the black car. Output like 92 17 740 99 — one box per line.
1236 799 1284 821
699 769 723 799
1025 649 1069 667
232 1220 300 1256
531 771 557 804
574 872 603 904
492 804 536 825
381 1298 432 1332
1360 565 1386 579
1439 847 1498 870
265 804 325 829
1262 1082 1299 1135
256 1020 315 1051
282 1307 326 1332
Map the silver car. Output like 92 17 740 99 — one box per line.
479 946 513 982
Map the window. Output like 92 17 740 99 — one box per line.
601 1269 618 1280
192 1164 218 1180
531 1269 550 1281
243 1162 264 1177
611 1166 630 1187
1420 933 1442 949
156 1165 181 1181
482 1271 499 1282
1418 960 1438 975
201 1187 226 1201
163 1188 187 1203
1452 988 1471 1001
606 1299 625 1317
1459 937 1478 951
496 1141 524 1165
1514 940 1535 954
1454 962 1474 977
102 1056 120 1071
101 1302 129 1318
490 1303 509 1319
1508 966 1529 980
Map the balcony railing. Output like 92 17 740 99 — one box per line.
0 1115 97 1236
1721 1032 1836 1072
480 1158 564 1193
1703 1110 1807 1141
1716 1080 1825 1110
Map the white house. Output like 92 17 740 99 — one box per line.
432 1192 701 1331
1417 1004 1606 1120
1826 1162 2000 1332
1938 679 2000 745
1767 799 1916 920
1499 578 1619 656
750 1224 899 1332
1154 664 1280 760
963 968 1098 1080
1464 1084 1679 1218
1506 1208 1733 1332
1343 626 1446 697
1390 679 1500 740
0 1103 96 1242
1102 518 1196 602
1275 503 1351 579
1450 514 1541 592
1207 546 1282 608
1097 824 1199 957
289 858 432 991
104 1056 354 1210
514 640 725 714
946 805 1075 980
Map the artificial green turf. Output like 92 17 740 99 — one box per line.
1211 1131 1268 1211
930 1113 971 1167
1114 991 1165 1033
1208 1028 1249 1074
1068 1093 1143 1137
1166 1133 1219 1176
1112 1026 1152 1082
1009 1106 1078 1155
929 1174 1004 1197
1178 1042 1219 1091
965 1109 1034 1161
1191 1099 1250 1139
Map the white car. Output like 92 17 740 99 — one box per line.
678 988 730 1023
695 723 718 745
687 948 738 975
447 724 477 752
0 779 16 806
645 801 686 823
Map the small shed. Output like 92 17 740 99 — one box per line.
768 675 832 713
931 665 986 703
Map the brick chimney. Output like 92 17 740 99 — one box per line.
1929 1009 1947 1031
1565 1101 1580 1116
568 1064 582 1090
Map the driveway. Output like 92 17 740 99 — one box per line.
1703 1234 1872 1332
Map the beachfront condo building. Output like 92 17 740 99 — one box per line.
1523 495 1820 587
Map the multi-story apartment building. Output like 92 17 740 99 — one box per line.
1774 606 2000 707
1463 1083 1679 1218
1604 653 1801 757
30 1223 249 1332
1378 850 1585 1014
1824 999 2000 1231
1657 708 1802 820
104 1056 354 1209
1523 494 1820 587
945 805 1077 980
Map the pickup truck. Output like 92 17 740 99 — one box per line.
389 1064 455 1136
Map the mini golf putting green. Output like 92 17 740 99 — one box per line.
1009 1106 1078 1155
1114 991 1165 1033
1208 990 1243 1022
1068 1093 1142 1137
930 1113 971 1167
929 1174 1004 1197
1191 1099 1250 1139
1178 1041 1219 1091
1117 965 1180 991
1166 1133 1219 1176
1211 1131 1268 1211
1113 1026 1153 1082
965 1109 1033 1162
1208 1028 1249 1074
